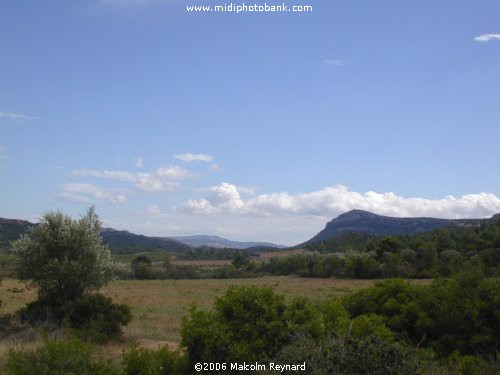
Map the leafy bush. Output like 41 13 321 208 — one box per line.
270 334 421 375
122 345 188 375
7 337 117 375
18 298 66 327
18 294 131 342
344 269 500 357
344 278 420 335
66 294 132 343
181 286 290 367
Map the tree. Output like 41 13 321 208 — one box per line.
13 207 117 306
131 255 153 279
231 251 252 269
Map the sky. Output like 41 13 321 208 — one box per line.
1 0 500 245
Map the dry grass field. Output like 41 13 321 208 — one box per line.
0 277 431 367
257 248 305 260
170 259 232 266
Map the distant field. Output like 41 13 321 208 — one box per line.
170 259 232 266
0 277 431 348
257 248 305 260
3 249 309 273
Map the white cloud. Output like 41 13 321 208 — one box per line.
61 183 127 204
72 169 136 181
183 183 500 219
147 204 162 216
324 59 343 66
174 153 214 163
0 111 39 121
136 172 181 192
133 157 143 168
71 165 194 193
474 34 500 42
157 165 194 179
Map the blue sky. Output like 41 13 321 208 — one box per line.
1 0 500 245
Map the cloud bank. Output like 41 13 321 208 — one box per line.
183 183 500 219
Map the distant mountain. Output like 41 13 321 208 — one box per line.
0 218 189 254
171 235 284 249
100 229 190 253
302 210 495 245
0 218 36 250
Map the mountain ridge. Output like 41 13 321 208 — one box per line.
0 218 282 252
301 209 497 245
171 235 284 249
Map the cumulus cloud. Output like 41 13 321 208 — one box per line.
61 183 127 204
174 153 214 163
0 111 39 121
183 183 500 219
72 165 194 193
474 34 500 42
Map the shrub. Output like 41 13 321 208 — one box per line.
270 334 421 375
344 269 500 357
284 297 325 339
18 294 132 342
182 286 290 367
7 337 117 375
18 298 66 327
122 345 188 375
66 294 132 343
132 255 153 279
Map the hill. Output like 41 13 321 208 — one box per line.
301 210 494 245
0 218 36 250
0 218 189 254
100 229 190 254
171 235 283 249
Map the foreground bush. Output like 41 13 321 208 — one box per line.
66 294 132 343
344 269 500 357
19 294 132 343
182 286 290 367
7 337 117 375
269 334 422 375
122 345 188 375
181 286 401 373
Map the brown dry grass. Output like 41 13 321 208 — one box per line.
258 249 306 260
170 259 232 266
0 277 431 367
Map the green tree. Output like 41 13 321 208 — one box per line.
231 251 253 269
13 207 117 306
132 255 153 279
